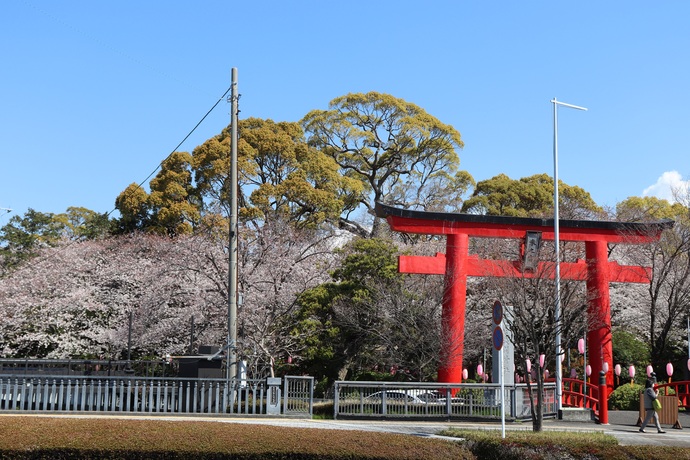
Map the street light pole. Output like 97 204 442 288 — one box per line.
551 97 587 417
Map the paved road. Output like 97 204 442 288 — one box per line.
5 410 690 447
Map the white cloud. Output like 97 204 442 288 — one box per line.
642 171 689 203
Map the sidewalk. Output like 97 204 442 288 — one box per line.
296 411 690 447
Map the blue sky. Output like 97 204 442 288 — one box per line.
1 1 689 225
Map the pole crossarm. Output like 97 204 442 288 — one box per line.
399 253 651 283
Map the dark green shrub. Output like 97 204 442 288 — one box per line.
608 383 643 410
312 400 334 419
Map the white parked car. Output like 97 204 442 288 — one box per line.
364 390 426 404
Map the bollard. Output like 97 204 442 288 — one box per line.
598 371 608 425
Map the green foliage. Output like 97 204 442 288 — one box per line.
616 195 686 221
191 117 361 229
462 173 602 219
147 151 200 236
331 238 400 283
55 207 113 240
293 237 442 386
612 330 650 384
0 209 66 269
302 91 473 235
608 382 644 410
115 152 200 236
115 183 150 233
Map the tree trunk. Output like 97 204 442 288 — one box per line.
534 372 544 431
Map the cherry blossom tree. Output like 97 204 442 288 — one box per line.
237 218 341 378
0 234 228 359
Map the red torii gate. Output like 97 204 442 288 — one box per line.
375 202 673 389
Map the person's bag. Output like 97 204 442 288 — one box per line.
653 398 662 412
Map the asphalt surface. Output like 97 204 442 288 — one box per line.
6 410 690 447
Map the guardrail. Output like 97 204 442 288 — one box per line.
562 378 600 415
333 381 556 420
0 375 313 417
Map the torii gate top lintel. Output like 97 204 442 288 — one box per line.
375 202 673 243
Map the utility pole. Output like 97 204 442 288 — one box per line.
227 67 239 386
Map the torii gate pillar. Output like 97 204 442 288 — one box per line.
376 202 672 388
438 233 468 383
586 239 612 385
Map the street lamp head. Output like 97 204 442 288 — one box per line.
551 98 588 111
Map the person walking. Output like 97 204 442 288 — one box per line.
639 377 665 433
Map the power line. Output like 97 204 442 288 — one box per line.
106 85 232 218
4 85 233 273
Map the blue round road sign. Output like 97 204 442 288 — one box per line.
492 300 503 325
493 326 504 351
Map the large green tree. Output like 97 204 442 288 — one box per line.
115 152 200 236
0 209 65 270
293 238 443 388
192 118 361 229
302 92 473 237
461 173 602 219
616 195 685 221
54 207 112 241
147 151 200 236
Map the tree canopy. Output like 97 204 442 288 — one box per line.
192 117 362 229
302 92 473 236
461 173 603 219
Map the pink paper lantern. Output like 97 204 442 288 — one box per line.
539 354 545 368
526 359 531 373
602 362 609 374
646 365 653 377
586 365 592 376
687 359 690 372
667 362 674 377
614 364 621 377
577 338 585 354
570 368 577 379
560 354 565 363
477 364 483 377
629 365 635 379
544 369 550 379
462 368 468 380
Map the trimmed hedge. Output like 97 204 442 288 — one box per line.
0 417 471 460
441 429 690 460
